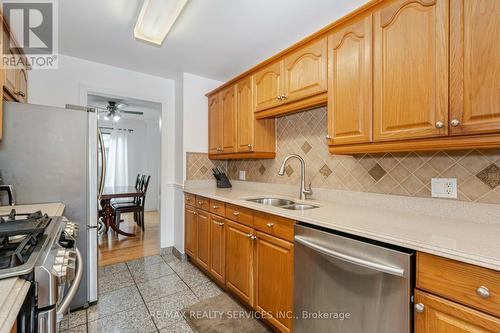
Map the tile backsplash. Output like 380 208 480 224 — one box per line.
187 107 500 204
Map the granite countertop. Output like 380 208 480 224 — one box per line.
184 186 500 272
0 278 31 333
0 202 65 331
0 202 65 216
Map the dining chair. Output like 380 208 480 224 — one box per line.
112 175 150 232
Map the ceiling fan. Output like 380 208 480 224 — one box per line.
91 101 144 122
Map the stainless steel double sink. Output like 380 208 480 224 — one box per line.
245 197 319 210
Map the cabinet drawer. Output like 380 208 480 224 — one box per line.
185 193 196 206
195 196 210 210
225 204 253 227
417 252 500 317
254 211 295 242
209 199 225 215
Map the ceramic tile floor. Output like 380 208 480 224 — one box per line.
59 253 223 333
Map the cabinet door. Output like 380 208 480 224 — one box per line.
254 61 283 112
254 231 293 332
209 215 226 284
184 206 197 258
414 290 500 332
283 37 327 103
449 0 500 136
328 16 372 145
374 0 449 141
220 86 236 153
196 209 210 271
208 94 222 154
3 30 16 98
225 220 254 306
16 68 27 103
236 77 255 152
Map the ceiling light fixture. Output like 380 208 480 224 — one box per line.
134 0 188 46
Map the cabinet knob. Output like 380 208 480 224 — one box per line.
186 198 191 202
212 205 219 209
414 303 425 313
198 201 203 205
476 286 490 299
435 121 445 129
247 144 252 148
250 235 257 240
325 135 332 140
192 211 197 215
266 223 274 228
450 119 461 127
233 211 240 216
16 90 26 97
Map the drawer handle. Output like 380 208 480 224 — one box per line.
16 90 26 97
233 211 240 216
215 221 224 227
212 205 219 209
192 211 197 215
476 286 490 299
246 233 252 238
186 198 191 202
266 223 274 228
414 303 425 313
250 235 257 241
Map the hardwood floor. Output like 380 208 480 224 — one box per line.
98 211 160 267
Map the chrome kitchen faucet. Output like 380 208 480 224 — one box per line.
278 154 312 200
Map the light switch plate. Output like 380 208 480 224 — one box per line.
239 170 246 181
431 178 457 199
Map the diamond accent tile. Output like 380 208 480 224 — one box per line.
285 165 294 177
368 163 387 181
181 107 500 203
301 141 312 154
200 166 208 174
476 164 500 189
319 164 332 178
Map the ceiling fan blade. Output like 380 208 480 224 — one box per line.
121 110 144 115
88 105 109 112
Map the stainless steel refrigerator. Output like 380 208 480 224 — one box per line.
0 101 100 309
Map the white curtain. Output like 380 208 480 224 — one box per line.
105 129 129 188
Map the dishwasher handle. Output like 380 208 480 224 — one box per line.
294 235 405 277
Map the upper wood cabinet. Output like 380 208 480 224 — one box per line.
236 77 255 151
327 15 372 145
283 37 327 103
449 0 500 136
208 95 222 154
373 0 449 141
219 86 237 153
254 61 283 112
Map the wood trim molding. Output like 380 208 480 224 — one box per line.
209 152 276 160
328 134 500 155
254 92 327 119
205 0 384 97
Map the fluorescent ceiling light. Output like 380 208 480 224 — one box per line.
134 0 188 46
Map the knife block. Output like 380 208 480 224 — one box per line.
216 173 232 188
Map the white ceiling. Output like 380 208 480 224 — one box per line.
59 0 369 82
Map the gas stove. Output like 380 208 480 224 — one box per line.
0 209 81 333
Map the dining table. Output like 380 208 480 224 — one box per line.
100 186 144 237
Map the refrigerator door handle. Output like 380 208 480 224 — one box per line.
97 128 106 198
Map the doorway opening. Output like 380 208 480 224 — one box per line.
89 93 162 267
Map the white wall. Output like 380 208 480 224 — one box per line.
172 73 223 253
28 54 176 248
182 73 223 180
100 118 161 211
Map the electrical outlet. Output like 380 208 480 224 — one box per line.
431 178 457 199
239 170 246 181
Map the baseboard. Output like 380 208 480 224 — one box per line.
172 247 187 262
160 246 173 255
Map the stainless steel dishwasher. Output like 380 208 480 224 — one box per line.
294 223 414 333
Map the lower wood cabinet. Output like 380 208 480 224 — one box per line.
225 219 254 306
209 214 226 284
414 290 500 332
184 205 197 258
195 209 210 271
254 231 293 332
